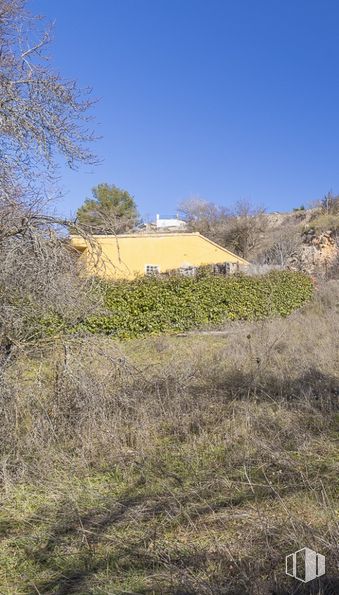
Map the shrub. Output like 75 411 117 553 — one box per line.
307 213 339 232
82 270 313 338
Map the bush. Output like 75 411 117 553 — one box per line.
307 213 339 232
82 271 313 338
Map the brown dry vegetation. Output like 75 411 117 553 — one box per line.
0 281 338 595
0 6 338 592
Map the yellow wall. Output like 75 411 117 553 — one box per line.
70 233 248 279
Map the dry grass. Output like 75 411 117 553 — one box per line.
0 281 338 594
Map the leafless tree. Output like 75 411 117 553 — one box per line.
0 0 99 362
219 200 267 260
179 197 266 259
322 192 339 215
0 0 96 204
179 198 225 237
263 227 301 266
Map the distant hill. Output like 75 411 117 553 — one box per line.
254 206 338 277
178 198 338 276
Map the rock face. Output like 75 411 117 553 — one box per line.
288 229 338 276
264 208 316 229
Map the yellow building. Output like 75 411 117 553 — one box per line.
70 232 248 279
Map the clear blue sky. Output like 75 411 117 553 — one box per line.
31 0 339 219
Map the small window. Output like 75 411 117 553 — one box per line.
145 264 160 275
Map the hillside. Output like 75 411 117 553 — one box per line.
253 207 339 276
179 198 339 278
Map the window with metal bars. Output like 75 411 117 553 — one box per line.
145 264 160 275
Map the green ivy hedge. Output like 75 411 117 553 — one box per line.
80 270 313 338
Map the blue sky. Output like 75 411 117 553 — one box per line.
31 0 339 219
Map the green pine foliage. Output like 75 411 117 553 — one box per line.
82 271 313 338
76 183 139 233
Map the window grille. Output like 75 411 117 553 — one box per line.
145 264 160 275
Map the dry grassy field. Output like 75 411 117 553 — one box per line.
0 282 338 594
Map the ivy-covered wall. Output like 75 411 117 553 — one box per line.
81 270 313 338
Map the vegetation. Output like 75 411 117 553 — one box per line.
0 3 337 594
262 228 301 266
179 198 267 259
321 192 339 215
307 213 339 233
179 195 339 268
0 0 95 204
81 270 314 338
0 281 338 594
76 183 139 234
0 0 98 359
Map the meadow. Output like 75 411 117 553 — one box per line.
0 281 338 594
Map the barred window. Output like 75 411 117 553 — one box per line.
145 264 160 275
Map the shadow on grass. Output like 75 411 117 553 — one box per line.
186 367 339 409
23 367 338 594
273 576 339 595
32 482 338 595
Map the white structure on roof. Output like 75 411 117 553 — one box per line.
155 213 187 230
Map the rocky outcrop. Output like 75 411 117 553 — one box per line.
288 229 338 276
